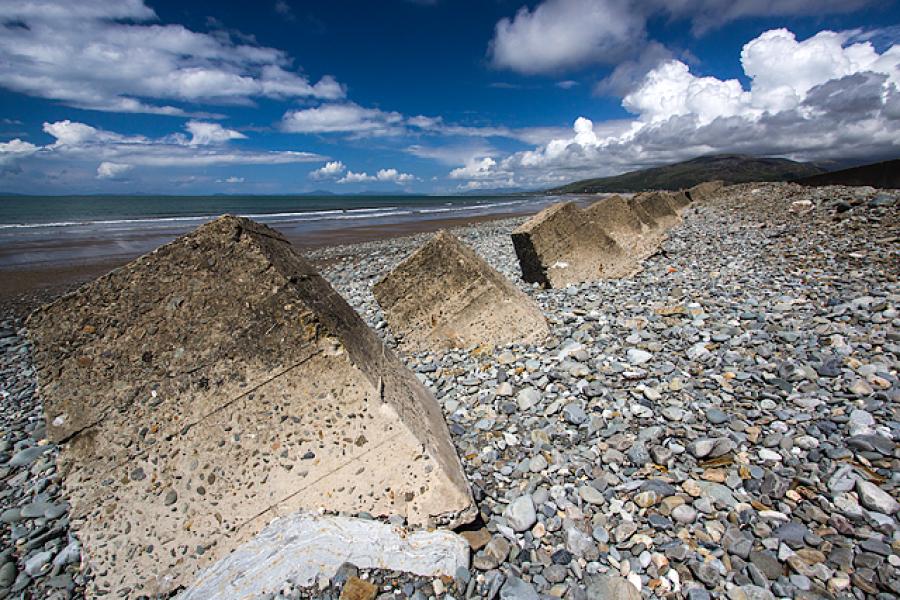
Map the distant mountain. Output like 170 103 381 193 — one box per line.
298 190 337 196
549 154 826 194
458 187 535 196
795 158 900 188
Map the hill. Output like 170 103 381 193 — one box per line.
549 154 826 194
795 158 900 188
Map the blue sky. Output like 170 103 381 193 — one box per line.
0 0 898 194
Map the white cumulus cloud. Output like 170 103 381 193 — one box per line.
309 160 347 179
185 121 246 145
96 162 133 179
337 167 415 184
0 139 40 165
449 157 501 179
457 28 900 189
489 0 644 74
282 103 405 136
0 0 345 115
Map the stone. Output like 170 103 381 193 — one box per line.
517 388 541 411
566 527 595 556
181 512 469 599
579 486 605 505
562 403 588 425
0 561 16 588
690 438 733 458
373 231 549 352
672 504 697 525
773 522 809 549
634 491 659 508
696 481 737 507
27 216 475 598
459 528 491 551
706 408 729 424
689 559 722 588
627 349 652 365
484 536 511 563
0 508 21 524
585 575 640 600
24 551 53 577
340 577 377 600
728 585 775 600
544 564 568 583
856 479 900 514
749 551 783 580
511 202 634 288
8 445 49 467
500 575 539 600
504 495 537 531
722 527 752 559
685 588 711 600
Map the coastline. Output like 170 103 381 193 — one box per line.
0 210 531 319
2 183 899 599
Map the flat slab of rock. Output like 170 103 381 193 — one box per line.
179 512 469 600
511 202 632 288
373 231 548 352
27 216 474 598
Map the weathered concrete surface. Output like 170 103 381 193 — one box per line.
583 194 663 258
373 231 548 352
668 189 692 210
180 512 470 600
686 180 725 202
511 202 632 288
631 191 681 229
26 215 474 598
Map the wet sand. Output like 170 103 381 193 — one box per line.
0 210 529 318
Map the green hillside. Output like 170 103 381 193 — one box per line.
550 154 826 194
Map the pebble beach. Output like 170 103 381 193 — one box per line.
1 181 899 599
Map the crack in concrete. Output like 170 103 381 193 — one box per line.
233 428 406 533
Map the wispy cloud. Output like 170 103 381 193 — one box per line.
0 0 345 115
2 119 322 177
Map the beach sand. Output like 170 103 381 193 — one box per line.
0 210 528 318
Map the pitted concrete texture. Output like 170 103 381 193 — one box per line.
511 202 635 288
687 180 725 202
631 191 681 229
668 190 692 210
583 195 663 258
373 231 549 352
27 215 474 598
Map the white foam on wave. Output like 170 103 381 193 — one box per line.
0 197 542 232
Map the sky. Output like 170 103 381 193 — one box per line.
0 0 898 195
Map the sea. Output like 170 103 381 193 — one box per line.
0 194 561 269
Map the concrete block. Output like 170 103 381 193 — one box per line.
511 202 631 288
27 215 474 598
373 231 548 352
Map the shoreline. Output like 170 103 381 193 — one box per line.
2 183 899 599
0 210 530 319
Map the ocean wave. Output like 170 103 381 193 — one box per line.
0 206 408 230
